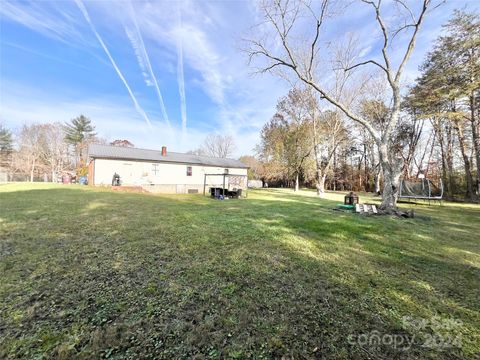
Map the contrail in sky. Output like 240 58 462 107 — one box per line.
128 1 170 127
74 0 152 127
177 7 187 136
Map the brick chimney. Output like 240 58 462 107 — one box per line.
161 146 167 156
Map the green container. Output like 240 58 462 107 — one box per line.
336 204 355 210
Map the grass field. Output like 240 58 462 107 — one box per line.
0 183 479 359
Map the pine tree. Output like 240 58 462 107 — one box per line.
0 124 13 169
408 10 479 200
63 115 96 168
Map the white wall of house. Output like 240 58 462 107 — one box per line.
92 158 247 193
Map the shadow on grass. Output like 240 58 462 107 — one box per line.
1 187 479 359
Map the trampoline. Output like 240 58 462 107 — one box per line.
399 178 443 203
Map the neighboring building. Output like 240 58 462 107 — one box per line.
110 139 134 147
0 167 7 182
87 144 248 194
248 179 263 188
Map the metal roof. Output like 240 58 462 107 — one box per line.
88 144 249 169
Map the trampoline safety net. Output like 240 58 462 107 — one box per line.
399 179 443 199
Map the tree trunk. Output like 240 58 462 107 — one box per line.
403 118 424 177
416 127 434 176
378 143 402 211
437 119 455 199
333 148 337 191
454 120 475 200
445 124 455 199
311 108 324 198
294 172 299 192
424 128 437 176
374 164 381 195
317 173 327 196
470 94 480 196
314 167 324 198
379 164 401 211
30 158 36 182
363 143 368 191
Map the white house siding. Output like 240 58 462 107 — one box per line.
92 158 247 194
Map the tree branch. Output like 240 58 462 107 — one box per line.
362 0 395 85
248 0 440 142
394 0 430 84
344 59 388 75
305 0 328 78
296 73 380 140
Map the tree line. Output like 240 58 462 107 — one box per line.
246 2 479 206
0 112 239 182
0 115 101 182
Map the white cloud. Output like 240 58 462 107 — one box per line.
1 0 288 156
0 80 265 157
74 0 153 128
128 0 288 150
126 1 170 127
4 0 465 158
0 0 111 67
0 1 85 44
176 7 187 137
1 82 182 150
358 45 372 59
136 1 233 106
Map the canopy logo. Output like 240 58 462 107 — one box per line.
348 316 463 351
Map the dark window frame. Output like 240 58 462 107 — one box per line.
187 166 193 176
152 164 159 176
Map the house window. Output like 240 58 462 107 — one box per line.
224 169 229 174
186 166 192 176
152 164 159 176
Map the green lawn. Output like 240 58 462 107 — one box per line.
0 183 479 359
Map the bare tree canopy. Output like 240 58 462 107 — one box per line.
190 134 236 158
246 0 441 211
14 124 63 182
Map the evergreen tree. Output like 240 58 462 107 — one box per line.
0 124 13 169
63 115 96 167
408 10 479 200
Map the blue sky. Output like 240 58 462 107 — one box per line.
0 0 477 156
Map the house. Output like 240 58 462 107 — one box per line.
87 144 248 194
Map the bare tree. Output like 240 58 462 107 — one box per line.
15 124 45 182
277 88 314 191
311 108 348 196
199 134 236 158
247 0 438 212
39 123 71 182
